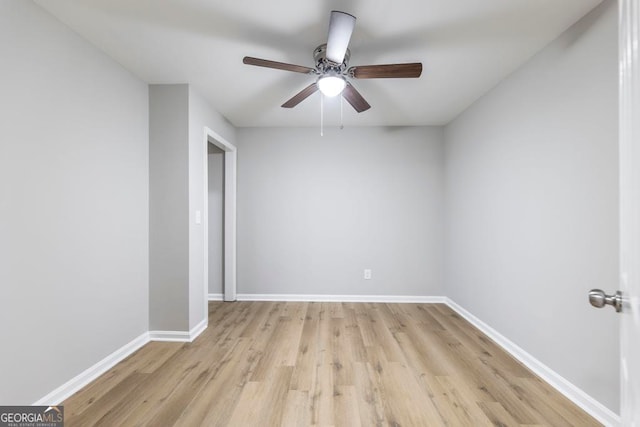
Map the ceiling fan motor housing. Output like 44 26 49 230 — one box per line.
313 43 350 76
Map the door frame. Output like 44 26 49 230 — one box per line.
203 127 237 306
619 0 640 424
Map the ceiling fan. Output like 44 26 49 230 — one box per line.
243 11 423 113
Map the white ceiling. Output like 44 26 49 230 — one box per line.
35 0 602 127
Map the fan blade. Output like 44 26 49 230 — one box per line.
326 11 356 64
349 63 423 79
282 83 319 108
243 57 314 74
342 83 370 113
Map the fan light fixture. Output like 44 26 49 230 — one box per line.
242 10 422 113
317 75 346 97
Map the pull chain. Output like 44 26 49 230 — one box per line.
320 93 324 137
340 95 344 130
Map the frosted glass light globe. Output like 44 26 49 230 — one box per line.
318 75 346 97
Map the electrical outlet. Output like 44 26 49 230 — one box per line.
364 269 372 280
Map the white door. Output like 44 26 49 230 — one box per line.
619 0 640 424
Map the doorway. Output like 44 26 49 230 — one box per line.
208 144 225 300
203 127 237 306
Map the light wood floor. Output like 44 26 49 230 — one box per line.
63 302 600 426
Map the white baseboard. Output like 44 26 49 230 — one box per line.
149 318 207 343
33 332 150 406
235 293 447 303
148 330 190 342
208 293 224 301
445 298 620 427
34 319 209 405
189 318 208 341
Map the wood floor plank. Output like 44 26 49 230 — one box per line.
281 390 311 427
250 315 304 381
352 362 386 427
333 385 362 427
310 363 334 426
63 341 182 418
315 303 334 367
366 306 406 363
477 401 521 427
137 342 185 373
64 372 148 427
224 380 262 426
290 303 321 392
513 377 601 427
227 367 293 426
342 306 368 363
409 303 448 331
432 304 535 378
425 375 476 427
62 302 602 427
258 366 295 426
238 301 273 338
393 328 450 376
435 375 494 427
174 337 256 427
431 327 545 424
330 318 354 387
353 303 380 347
376 361 445 426
140 359 212 426
100 340 222 425
328 302 345 319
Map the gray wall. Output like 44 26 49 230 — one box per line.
444 0 619 411
149 84 190 331
208 146 224 296
0 0 149 404
150 85 236 331
188 88 236 329
236 126 444 297
149 84 235 332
